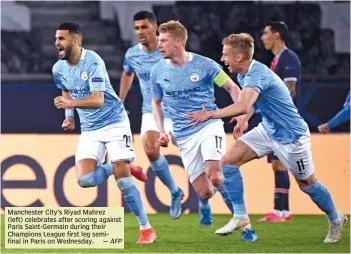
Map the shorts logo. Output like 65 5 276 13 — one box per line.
81 72 88 81
92 77 103 82
190 73 200 82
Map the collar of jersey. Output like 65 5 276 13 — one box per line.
248 59 256 72
165 52 193 65
64 48 86 66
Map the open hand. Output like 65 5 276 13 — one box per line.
185 104 210 128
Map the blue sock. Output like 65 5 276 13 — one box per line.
216 184 234 215
222 164 248 220
302 181 339 224
199 196 211 210
150 155 178 194
116 176 150 229
77 164 113 187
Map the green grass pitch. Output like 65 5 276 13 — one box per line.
1 214 350 253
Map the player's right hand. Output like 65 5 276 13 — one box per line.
62 117 75 131
158 132 170 147
318 123 329 134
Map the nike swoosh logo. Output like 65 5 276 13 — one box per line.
216 150 222 155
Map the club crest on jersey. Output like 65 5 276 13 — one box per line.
81 72 88 81
190 73 200 82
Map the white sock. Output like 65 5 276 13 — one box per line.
273 209 283 217
140 222 151 230
282 210 291 217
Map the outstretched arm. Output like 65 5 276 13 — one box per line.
186 88 259 127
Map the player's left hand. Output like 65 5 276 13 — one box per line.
54 96 73 109
318 123 329 134
185 104 210 128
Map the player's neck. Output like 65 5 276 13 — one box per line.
142 36 158 53
271 41 287 56
67 47 82 66
239 59 253 75
170 50 188 67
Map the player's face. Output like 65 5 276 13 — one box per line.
158 32 178 59
221 45 239 73
134 19 157 46
55 30 74 60
261 26 275 50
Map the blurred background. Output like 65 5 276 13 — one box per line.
1 0 350 134
1 1 350 214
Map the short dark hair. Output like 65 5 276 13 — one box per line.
133 10 157 23
266 21 288 41
58 21 82 36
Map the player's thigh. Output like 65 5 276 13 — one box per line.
178 135 205 184
105 120 135 174
200 131 226 186
223 124 272 166
273 134 315 181
75 133 107 177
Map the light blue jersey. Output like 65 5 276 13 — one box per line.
123 44 168 116
151 53 222 141
52 49 126 132
237 60 308 144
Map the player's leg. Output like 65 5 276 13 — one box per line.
107 119 156 244
258 155 291 222
75 132 114 187
141 114 183 219
201 132 234 218
274 134 347 243
216 124 273 241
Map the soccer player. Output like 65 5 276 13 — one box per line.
258 21 302 222
120 11 233 225
52 21 156 244
151 20 246 234
318 91 350 134
119 11 184 220
186 33 347 243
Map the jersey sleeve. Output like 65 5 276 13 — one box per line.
52 63 67 90
88 58 106 92
242 65 265 93
151 66 163 100
207 59 223 82
280 54 300 83
123 49 134 73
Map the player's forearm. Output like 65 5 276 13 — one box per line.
208 101 249 119
285 81 296 97
71 93 104 109
242 107 255 122
152 99 166 133
119 72 134 103
326 107 350 130
62 91 74 117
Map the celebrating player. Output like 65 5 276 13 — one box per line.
52 21 156 244
151 20 251 236
186 33 347 243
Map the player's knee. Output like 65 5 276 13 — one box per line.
271 160 286 171
77 173 96 188
199 190 214 200
210 174 224 188
144 144 160 161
